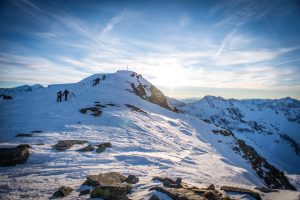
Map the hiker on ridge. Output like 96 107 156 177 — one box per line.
93 77 100 86
63 89 69 101
57 91 62 102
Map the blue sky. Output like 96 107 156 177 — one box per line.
0 0 300 99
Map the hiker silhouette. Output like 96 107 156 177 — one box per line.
93 78 100 86
63 89 69 101
57 91 62 102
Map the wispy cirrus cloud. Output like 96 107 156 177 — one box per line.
1 0 300 99
213 48 296 66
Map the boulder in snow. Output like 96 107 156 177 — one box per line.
83 172 127 187
52 186 73 198
53 140 87 151
125 175 139 184
77 145 95 152
90 184 132 200
83 172 132 200
152 177 182 188
0 145 30 166
96 142 112 153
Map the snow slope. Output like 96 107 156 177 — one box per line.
0 71 299 199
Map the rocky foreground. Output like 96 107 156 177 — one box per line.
0 142 294 200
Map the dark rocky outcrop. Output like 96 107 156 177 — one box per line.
221 186 261 200
128 74 174 111
152 177 182 188
52 186 73 198
125 104 147 114
0 145 30 166
125 175 139 184
79 107 102 116
207 184 215 190
90 184 132 200
83 172 127 187
79 189 91 196
96 142 112 153
77 145 95 152
53 140 87 151
234 139 296 190
211 129 233 137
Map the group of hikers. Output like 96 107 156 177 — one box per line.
92 75 105 87
56 89 70 102
56 76 106 102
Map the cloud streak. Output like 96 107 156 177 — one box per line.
1 0 299 99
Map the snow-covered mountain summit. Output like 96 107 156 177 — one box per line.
0 71 299 199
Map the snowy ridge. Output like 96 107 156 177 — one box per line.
0 84 44 94
178 95 300 177
0 71 299 199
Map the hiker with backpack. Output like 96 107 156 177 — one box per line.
57 91 62 102
63 89 69 101
93 77 100 86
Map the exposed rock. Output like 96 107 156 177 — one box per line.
95 142 112 153
90 184 132 200
53 140 87 151
52 186 73 198
254 186 279 193
99 142 112 148
96 144 106 153
125 175 139 184
152 177 182 188
83 172 131 200
77 145 95 152
83 172 127 187
221 186 261 200
79 189 90 196
0 145 30 166
125 104 147 114
148 85 172 110
234 139 296 190
212 129 233 137
128 78 174 112
79 107 102 116
207 184 215 190
175 178 182 186
15 133 33 137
